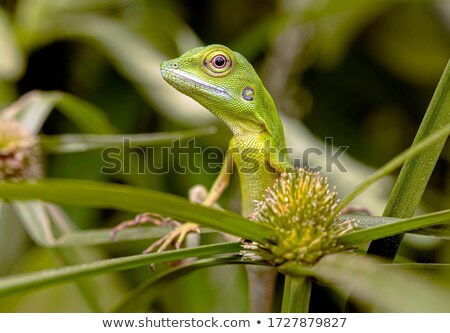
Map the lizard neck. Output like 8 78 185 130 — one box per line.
229 135 281 217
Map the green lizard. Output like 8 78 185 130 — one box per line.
162 45 293 311
112 44 292 310
117 44 292 245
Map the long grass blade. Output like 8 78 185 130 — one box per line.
0 242 242 297
0 180 274 243
39 127 216 153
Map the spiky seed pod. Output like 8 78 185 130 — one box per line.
0 120 42 181
247 168 354 265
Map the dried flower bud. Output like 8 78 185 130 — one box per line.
0 120 42 181
247 168 354 265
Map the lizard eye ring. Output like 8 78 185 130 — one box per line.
203 50 232 77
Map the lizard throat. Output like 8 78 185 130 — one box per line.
160 68 231 99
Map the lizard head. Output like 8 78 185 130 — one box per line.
160 44 281 137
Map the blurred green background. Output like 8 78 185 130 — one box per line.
0 0 449 312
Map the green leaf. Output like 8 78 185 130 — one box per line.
0 90 119 135
0 180 275 243
54 92 118 134
0 202 30 276
0 242 242 298
411 224 450 239
10 197 216 247
384 59 450 217
11 201 56 246
0 91 60 134
39 127 217 153
341 214 450 239
281 253 450 312
60 228 219 247
389 263 450 278
368 59 450 258
0 8 24 80
340 210 450 245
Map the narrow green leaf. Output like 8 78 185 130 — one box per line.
340 210 450 245
0 90 60 134
411 224 450 239
0 8 24 80
11 201 55 246
0 202 30 276
341 214 450 239
0 180 275 243
57 228 217 247
281 253 450 312
10 199 212 248
55 92 118 134
39 127 217 153
369 59 450 258
1 90 120 135
0 242 242 297
59 227 170 247
389 263 450 278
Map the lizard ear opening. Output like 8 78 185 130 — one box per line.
242 86 254 101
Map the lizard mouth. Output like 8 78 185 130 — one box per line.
160 68 231 99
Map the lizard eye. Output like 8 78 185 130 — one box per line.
204 50 232 77
211 55 227 69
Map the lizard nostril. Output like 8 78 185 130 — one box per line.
172 63 178 69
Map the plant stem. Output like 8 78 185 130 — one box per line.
281 276 312 313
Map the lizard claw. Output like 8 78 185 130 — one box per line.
110 214 200 269
143 222 200 271
142 222 200 254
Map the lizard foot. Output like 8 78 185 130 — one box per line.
110 213 200 255
142 222 200 254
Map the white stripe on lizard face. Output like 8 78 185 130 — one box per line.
161 68 231 98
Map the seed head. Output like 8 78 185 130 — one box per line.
0 120 42 181
247 168 354 265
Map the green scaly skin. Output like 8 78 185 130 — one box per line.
160 44 292 216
